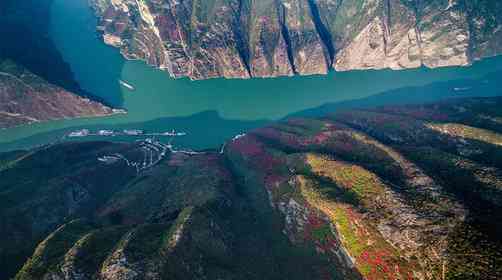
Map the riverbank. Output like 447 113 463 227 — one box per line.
1 0 502 152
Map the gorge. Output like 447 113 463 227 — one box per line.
92 0 502 80
3 96 502 280
0 0 116 129
1 1 502 279
1 0 502 153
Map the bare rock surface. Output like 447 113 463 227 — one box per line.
0 59 114 129
92 0 502 80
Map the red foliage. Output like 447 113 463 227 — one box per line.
156 14 181 40
230 134 288 189
103 6 118 19
230 135 264 157
358 249 407 280
380 106 451 122
313 132 331 144
303 212 340 258
346 208 358 221
300 131 333 146
320 268 332 280
308 212 325 228
264 174 287 189
114 22 128 34
258 127 304 149
304 212 323 241
258 16 271 24
330 141 354 153
258 152 284 173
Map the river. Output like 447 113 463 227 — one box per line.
0 0 501 152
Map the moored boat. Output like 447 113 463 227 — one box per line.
68 129 90 137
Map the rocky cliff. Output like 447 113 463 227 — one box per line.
2 96 502 279
0 59 114 129
91 0 502 80
0 0 89 95
0 0 119 129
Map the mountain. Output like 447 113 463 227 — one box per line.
0 0 83 94
0 59 114 129
91 0 502 80
1 96 501 279
0 0 117 129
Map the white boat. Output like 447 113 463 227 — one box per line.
123 129 144 135
112 108 127 114
453 87 471 92
98 155 120 163
68 129 90 137
162 130 187 137
98 130 115 136
119 80 135 91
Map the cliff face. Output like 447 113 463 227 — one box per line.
3 97 502 280
0 59 114 129
92 0 502 80
0 0 118 129
0 0 101 98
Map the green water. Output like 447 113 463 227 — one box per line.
1 0 501 151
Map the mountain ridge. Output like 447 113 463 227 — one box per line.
0 59 116 129
91 0 502 80
0 0 119 129
2 96 502 279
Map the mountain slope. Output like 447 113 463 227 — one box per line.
1 97 502 279
0 59 114 129
91 0 502 80
0 0 118 129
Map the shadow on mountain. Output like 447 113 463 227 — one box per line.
0 111 269 153
3 69 502 153
287 70 502 119
0 0 124 107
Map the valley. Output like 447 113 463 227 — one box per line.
2 96 502 279
1 0 502 153
1 1 502 279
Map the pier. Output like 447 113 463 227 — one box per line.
66 128 187 138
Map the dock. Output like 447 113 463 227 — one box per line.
66 128 187 138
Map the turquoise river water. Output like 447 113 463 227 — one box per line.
1 0 501 152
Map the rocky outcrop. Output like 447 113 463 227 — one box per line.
246 0 295 77
91 0 502 80
3 97 502 279
0 59 115 129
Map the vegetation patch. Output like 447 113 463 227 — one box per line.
297 176 415 280
426 122 502 146
305 153 385 203
15 220 95 280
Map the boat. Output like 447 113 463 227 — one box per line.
123 129 144 136
162 130 187 137
453 87 471 92
112 108 127 114
98 130 115 136
68 129 90 137
119 79 135 91
98 155 120 163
